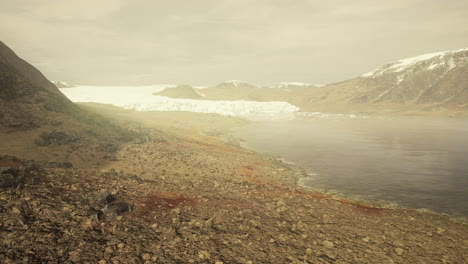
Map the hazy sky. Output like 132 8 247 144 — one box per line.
1 0 467 86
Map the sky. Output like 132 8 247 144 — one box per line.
1 0 468 86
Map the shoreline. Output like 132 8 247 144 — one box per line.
3 104 466 263
230 116 468 223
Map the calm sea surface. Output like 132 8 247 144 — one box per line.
233 115 468 217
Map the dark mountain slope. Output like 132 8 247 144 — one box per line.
0 41 143 167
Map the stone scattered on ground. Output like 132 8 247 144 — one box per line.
0 125 467 263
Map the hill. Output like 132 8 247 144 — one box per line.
0 41 75 127
0 41 142 167
154 84 204 99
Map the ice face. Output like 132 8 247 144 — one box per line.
60 85 299 118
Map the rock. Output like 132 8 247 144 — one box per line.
362 237 370 243
101 201 130 220
142 253 151 260
395 248 404 256
322 240 334 248
198 250 210 260
436 228 445 235
88 208 104 221
89 192 116 207
393 240 404 247
306 248 313 255
11 207 21 214
0 167 24 188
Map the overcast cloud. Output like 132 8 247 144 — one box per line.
1 0 467 86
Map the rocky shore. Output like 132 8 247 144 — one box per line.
1 108 467 263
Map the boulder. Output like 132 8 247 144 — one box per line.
0 167 24 188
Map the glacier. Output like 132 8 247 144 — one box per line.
59 85 300 118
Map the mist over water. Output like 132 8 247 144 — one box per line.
234 115 468 217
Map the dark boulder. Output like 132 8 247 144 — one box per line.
89 192 116 207
101 201 130 219
0 167 24 188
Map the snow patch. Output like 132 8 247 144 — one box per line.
296 112 365 119
272 82 324 88
277 82 312 87
222 80 245 87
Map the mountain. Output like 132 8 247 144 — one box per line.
212 80 258 89
0 41 141 166
298 48 468 114
154 84 204 99
52 81 76 88
272 82 319 89
0 40 75 127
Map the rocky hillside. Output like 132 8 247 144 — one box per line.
0 41 75 126
299 48 468 114
0 41 143 166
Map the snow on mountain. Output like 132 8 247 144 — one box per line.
222 80 246 87
51 81 75 88
362 48 468 78
302 47 468 108
272 82 321 89
277 82 311 87
59 85 299 118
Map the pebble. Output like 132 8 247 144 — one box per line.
395 248 404 256
437 228 445 235
322 240 334 248
142 253 151 260
393 240 404 247
198 251 210 260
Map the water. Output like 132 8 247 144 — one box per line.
233 114 468 217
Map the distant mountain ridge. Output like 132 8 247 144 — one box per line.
52 81 76 88
297 47 468 114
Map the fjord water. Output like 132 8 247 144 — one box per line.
233 115 468 217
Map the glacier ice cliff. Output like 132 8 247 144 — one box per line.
60 85 299 118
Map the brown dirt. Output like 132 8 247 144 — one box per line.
0 108 467 264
